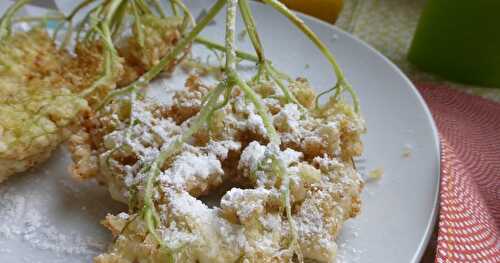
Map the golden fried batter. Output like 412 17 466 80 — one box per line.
0 30 88 182
69 75 365 263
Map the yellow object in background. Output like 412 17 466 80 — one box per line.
280 0 343 24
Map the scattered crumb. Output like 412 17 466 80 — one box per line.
336 225 363 263
331 33 339 42
402 144 413 158
304 63 310 69
0 184 107 258
368 167 384 180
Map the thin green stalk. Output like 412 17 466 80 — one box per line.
135 0 153 15
130 1 145 48
194 36 258 63
76 5 100 41
80 22 118 97
104 0 123 25
60 21 74 50
133 2 229 256
54 0 97 44
224 0 280 145
314 82 339 108
238 0 301 106
232 71 280 145
224 0 237 71
171 0 195 30
169 0 178 16
67 0 97 21
138 0 225 81
149 0 167 18
265 63 301 106
142 81 227 251
109 0 129 39
262 0 360 112
271 155 303 263
261 0 343 81
98 0 227 110
13 14 65 23
238 0 264 63
0 0 31 40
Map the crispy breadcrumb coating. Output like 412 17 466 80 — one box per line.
0 30 88 182
69 75 365 263
0 14 185 182
118 15 184 85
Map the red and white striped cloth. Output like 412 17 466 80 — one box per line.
417 84 500 263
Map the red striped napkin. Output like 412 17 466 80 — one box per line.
416 84 500 263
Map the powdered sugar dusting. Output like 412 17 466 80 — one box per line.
159 146 224 191
0 149 124 262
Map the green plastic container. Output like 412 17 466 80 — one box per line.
408 0 500 87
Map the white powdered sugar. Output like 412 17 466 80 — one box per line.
274 103 301 132
220 188 270 223
159 148 224 190
0 177 109 261
233 97 268 136
238 141 266 172
247 112 267 135
205 140 241 160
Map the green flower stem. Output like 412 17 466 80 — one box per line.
134 0 153 15
60 20 74 49
224 0 279 145
230 4 301 260
224 0 237 71
238 0 264 63
171 0 195 30
0 0 31 40
133 0 226 82
261 0 343 81
139 1 229 254
110 0 129 39
271 155 303 262
238 0 301 106
98 0 227 110
130 1 145 48
142 81 227 250
80 22 118 98
104 0 123 25
67 0 97 21
231 71 280 145
149 0 166 18
169 0 178 16
262 0 360 113
13 14 66 23
264 62 301 106
76 5 99 41
194 36 258 63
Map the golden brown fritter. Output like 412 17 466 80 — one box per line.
69 75 365 263
0 30 88 182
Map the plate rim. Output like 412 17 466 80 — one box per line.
273 6 442 262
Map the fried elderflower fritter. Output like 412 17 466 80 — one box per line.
69 75 365 263
0 29 88 182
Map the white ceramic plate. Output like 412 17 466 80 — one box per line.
0 1 440 262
